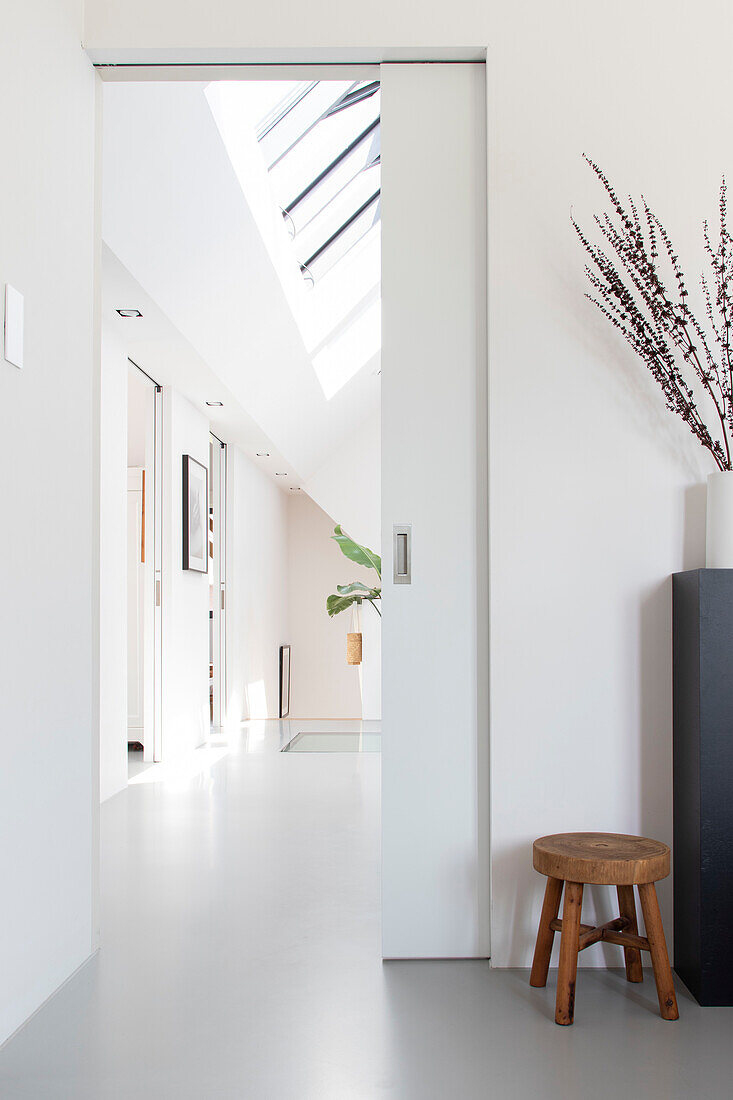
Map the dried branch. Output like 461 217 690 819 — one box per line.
574 157 732 471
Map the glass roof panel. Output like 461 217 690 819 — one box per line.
258 81 352 168
267 87 380 213
312 226 381 322
294 163 381 269
206 78 381 401
312 296 381 400
284 119 379 229
240 82 310 141
305 195 380 283
256 81 316 142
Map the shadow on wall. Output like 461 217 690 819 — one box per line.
637 483 705 946
637 579 674 945
491 842 541 966
493 485 708 969
682 481 707 571
497 479 706 970
494 833 619 968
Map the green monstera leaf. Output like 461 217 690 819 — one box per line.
325 594 383 620
326 526 382 619
331 525 381 579
337 581 381 599
326 592 364 618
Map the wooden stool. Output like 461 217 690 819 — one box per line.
530 832 679 1025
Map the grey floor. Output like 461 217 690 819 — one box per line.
1 720 732 1099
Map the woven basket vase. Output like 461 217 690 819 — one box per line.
347 632 362 665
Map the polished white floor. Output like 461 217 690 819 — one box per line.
1 721 732 1098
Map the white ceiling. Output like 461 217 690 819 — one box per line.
103 245 298 488
101 79 381 484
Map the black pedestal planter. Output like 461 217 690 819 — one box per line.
672 569 733 1006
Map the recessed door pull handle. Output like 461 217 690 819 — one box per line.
393 524 412 584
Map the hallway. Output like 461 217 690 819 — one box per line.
1 726 731 1099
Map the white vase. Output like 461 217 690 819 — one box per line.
706 470 733 567
359 605 381 722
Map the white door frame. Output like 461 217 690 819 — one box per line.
95 60 489 957
152 383 163 761
126 466 146 747
128 358 164 763
209 433 227 729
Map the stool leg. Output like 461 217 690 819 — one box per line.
637 882 679 1021
555 881 583 1025
530 877 564 987
616 885 644 983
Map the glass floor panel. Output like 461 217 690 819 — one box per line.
282 731 381 753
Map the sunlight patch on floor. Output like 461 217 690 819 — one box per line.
128 745 229 789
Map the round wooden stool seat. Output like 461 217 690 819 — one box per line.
533 832 670 886
530 831 678 1025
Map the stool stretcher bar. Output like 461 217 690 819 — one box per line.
549 916 651 954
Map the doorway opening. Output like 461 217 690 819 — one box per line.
126 360 162 775
209 433 227 728
103 73 383 755
97 61 487 960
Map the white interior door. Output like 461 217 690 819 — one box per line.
217 440 227 727
153 385 163 761
128 361 159 763
208 435 227 729
209 438 218 728
127 469 145 742
380 62 489 959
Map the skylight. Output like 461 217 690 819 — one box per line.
206 79 381 401
261 80 381 283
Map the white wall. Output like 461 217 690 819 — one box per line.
287 491 373 719
226 445 289 720
161 388 211 756
485 7 714 967
0 0 96 1045
301 413 382 721
359 597 382 722
127 363 151 466
100 356 211 769
99 327 129 801
78 0 733 968
304 411 381 551
226 448 378 722
82 3 486 60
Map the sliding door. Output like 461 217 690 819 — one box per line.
381 62 489 958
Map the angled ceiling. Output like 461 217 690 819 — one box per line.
103 245 299 488
102 79 381 484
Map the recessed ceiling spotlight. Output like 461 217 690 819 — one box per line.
275 472 287 477
289 487 301 492
256 452 270 458
116 308 143 318
206 401 224 407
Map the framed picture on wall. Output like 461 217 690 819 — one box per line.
279 645 291 719
182 455 208 572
